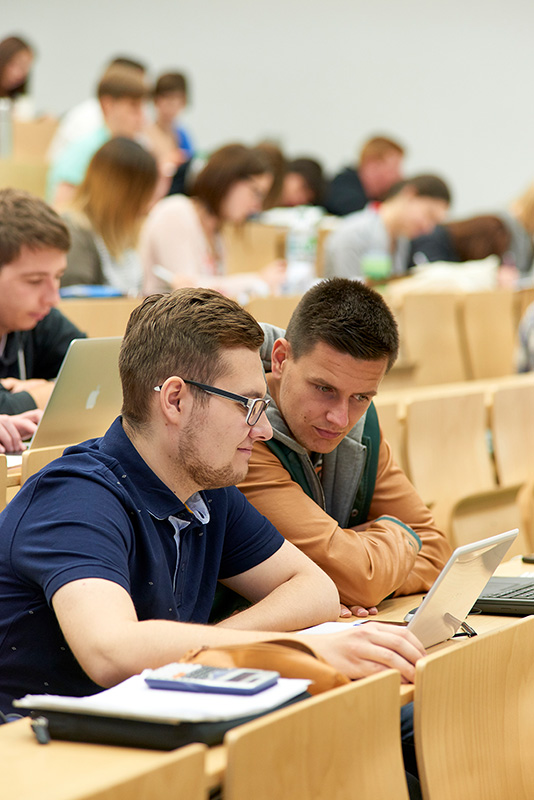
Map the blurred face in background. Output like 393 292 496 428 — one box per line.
220 173 273 223
2 48 33 91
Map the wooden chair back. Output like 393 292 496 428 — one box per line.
405 390 494 509
462 290 517 379
244 294 301 329
21 445 69 486
224 672 409 800
400 293 468 385
491 381 534 487
58 297 141 338
375 398 407 474
414 616 534 800
0 454 8 513
0 159 48 199
223 221 286 274
12 118 59 162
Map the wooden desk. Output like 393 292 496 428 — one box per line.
1 557 528 796
0 716 216 797
375 556 530 704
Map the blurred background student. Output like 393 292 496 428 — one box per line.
61 137 158 295
145 71 194 167
0 35 34 118
141 142 285 297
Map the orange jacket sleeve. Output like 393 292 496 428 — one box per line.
238 432 451 608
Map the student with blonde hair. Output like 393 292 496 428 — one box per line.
62 137 158 294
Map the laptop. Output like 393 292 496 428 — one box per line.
407 529 518 648
472 575 534 616
8 337 122 463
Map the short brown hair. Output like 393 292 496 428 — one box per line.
97 65 149 101
153 72 188 99
386 174 451 204
0 188 70 268
285 278 399 371
120 288 264 428
192 144 272 217
359 136 405 166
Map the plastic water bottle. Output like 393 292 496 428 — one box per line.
0 98 13 158
284 207 322 293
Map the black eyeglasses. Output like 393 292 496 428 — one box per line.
154 379 270 427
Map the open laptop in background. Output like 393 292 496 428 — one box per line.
7 337 122 466
472 575 534 616
406 529 518 648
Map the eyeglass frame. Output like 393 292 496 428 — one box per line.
154 378 270 427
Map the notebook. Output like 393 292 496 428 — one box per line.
8 336 122 464
407 529 518 648
472 575 534 616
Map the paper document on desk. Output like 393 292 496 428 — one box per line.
298 621 363 635
14 671 310 723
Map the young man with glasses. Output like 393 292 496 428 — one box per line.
0 288 425 716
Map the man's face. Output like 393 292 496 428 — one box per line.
399 195 449 239
155 91 186 125
369 152 404 199
180 346 272 490
0 246 66 336
272 340 388 454
104 96 146 138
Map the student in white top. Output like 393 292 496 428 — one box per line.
140 143 286 298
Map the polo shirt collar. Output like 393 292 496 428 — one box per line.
100 417 203 521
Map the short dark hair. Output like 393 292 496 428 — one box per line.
286 158 325 205
154 72 188 99
0 188 70 268
120 288 265 428
285 278 399 371
192 144 272 217
386 174 452 205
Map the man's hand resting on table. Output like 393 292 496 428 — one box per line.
0 409 43 453
1 377 55 409
302 621 426 684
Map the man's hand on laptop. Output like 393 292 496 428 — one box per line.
301 622 426 684
0 410 43 454
1 378 55 409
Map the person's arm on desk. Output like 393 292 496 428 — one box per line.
1 378 54 410
0 409 42 453
53 578 425 689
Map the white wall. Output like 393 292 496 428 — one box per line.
4 0 534 215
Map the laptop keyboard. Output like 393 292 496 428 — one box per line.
484 583 534 600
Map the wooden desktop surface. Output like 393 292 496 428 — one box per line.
1 557 530 795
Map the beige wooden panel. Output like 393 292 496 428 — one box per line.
415 616 534 800
223 221 286 274
0 719 207 800
450 485 529 555
244 294 301 329
375 398 407 475
405 391 495 510
491 382 534 487
0 454 8 512
224 672 409 800
400 293 468 386
58 297 141 338
12 118 58 162
20 445 68 486
462 290 516 379
0 159 48 199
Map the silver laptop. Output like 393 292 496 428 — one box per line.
11 337 122 459
407 529 518 648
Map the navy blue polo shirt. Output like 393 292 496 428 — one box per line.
0 418 283 713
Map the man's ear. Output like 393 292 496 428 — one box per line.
271 338 292 378
156 377 188 424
